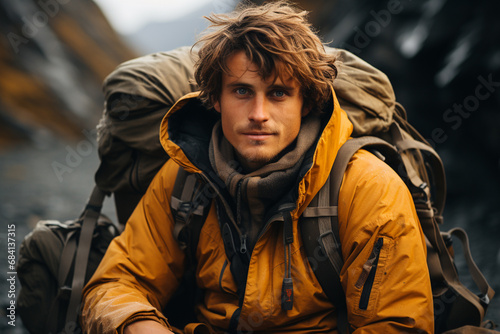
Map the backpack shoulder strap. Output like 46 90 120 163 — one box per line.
63 185 107 331
170 167 211 263
301 136 399 274
301 173 349 333
301 136 399 334
447 228 495 306
159 167 212 328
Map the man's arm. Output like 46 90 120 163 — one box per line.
338 150 434 333
124 320 174 334
81 162 185 333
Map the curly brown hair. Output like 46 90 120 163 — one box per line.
193 1 337 110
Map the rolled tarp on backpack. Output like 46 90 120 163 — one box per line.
95 47 199 224
330 47 395 137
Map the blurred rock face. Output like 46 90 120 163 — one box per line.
0 0 137 148
280 0 500 199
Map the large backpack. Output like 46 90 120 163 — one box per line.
16 46 496 333
162 48 497 333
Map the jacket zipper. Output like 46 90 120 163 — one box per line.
235 180 248 255
201 173 297 324
357 237 383 310
200 171 295 253
200 173 242 236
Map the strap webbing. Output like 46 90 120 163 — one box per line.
317 175 348 333
172 168 196 237
316 175 343 277
419 208 460 287
390 123 447 216
301 206 337 218
65 185 106 327
46 229 78 333
448 227 495 304
330 136 399 206
57 230 78 287
171 167 206 252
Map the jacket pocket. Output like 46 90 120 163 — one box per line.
219 259 230 293
218 258 239 297
355 237 384 310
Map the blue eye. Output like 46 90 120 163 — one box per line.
273 90 285 98
236 88 248 95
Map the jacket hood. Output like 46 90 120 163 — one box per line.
159 88 353 219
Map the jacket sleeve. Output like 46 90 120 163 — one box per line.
338 150 434 333
81 161 185 333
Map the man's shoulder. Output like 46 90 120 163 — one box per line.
342 148 407 193
149 159 183 191
349 148 395 172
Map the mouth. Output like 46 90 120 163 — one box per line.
242 131 273 141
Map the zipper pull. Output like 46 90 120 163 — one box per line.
281 277 294 310
240 234 247 254
355 237 384 289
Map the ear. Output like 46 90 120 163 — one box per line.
301 104 312 117
213 100 221 113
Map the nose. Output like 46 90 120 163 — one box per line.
248 95 269 122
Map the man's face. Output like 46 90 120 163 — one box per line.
214 51 308 172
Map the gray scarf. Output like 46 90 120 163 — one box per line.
209 115 321 249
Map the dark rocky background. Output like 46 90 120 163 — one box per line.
0 0 498 332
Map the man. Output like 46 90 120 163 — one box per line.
82 1 433 333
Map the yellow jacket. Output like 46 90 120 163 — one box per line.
82 88 433 333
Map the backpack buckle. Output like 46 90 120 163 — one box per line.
177 201 194 223
317 230 333 255
58 285 72 301
317 230 342 259
480 294 490 306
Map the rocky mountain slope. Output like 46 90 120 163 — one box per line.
0 0 137 148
